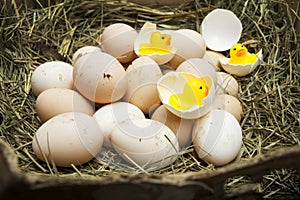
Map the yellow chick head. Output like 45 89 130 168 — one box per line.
229 43 248 58
185 78 209 101
150 31 171 47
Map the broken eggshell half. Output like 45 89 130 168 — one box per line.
220 49 263 77
157 71 215 119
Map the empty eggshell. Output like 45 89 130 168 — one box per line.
124 56 162 114
31 61 73 96
151 105 195 148
32 112 103 167
36 88 94 123
176 58 217 87
169 29 206 69
216 72 239 96
73 51 127 104
202 50 225 71
101 23 138 63
201 9 242 51
157 71 215 119
110 118 179 171
192 109 242 166
213 94 243 122
220 49 263 77
72 46 102 65
93 102 145 147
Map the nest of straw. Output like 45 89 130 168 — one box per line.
0 0 299 198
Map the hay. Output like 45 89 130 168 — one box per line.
0 0 299 198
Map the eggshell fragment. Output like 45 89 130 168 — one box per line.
202 50 225 71
31 61 73 96
32 112 103 167
73 51 127 104
36 88 94 123
201 9 242 51
93 102 145 147
192 109 242 166
216 72 239 96
213 94 243 122
157 71 215 119
176 58 217 87
124 56 162 114
111 118 179 171
169 29 206 69
101 23 138 63
151 105 195 148
220 49 263 77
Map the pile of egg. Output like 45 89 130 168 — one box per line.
31 9 262 171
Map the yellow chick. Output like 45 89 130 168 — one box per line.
168 78 209 110
139 31 171 55
228 43 258 65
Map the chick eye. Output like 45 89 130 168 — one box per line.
241 45 244 47
199 86 203 90
161 36 165 39
233 48 236 51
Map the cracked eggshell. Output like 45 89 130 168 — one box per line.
101 23 138 63
36 88 94 123
151 105 195 148
134 26 176 65
73 51 127 104
32 112 103 167
31 61 73 96
93 102 145 148
203 50 225 71
124 56 162 114
192 109 242 166
157 71 215 119
216 72 239 96
111 118 179 171
201 9 242 51
220 49 263 76
169 29 206 69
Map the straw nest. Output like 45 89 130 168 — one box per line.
0 0 299 198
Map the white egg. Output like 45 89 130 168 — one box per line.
111 118 179 171
31 61 73 96
73 51 127 104
32 112 103 167
93 102 145 147
72 46 102 65
157 71 215 119
201 9 242 51
192 109 242 166
216 72 239 96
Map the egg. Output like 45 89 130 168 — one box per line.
73 51 127 104
201 9 242 51
202 50 225 71
31 61 73 96
213 94 243 122
32 112 103 167
220 49 263 77
101 23 138 63
157 71 215 119
110 118 179 171
72 46 102 65
216 72 239 96
36 88 94 123
124 56 162 114
134 22 176 65
151 105 195 148
169 29 206 69
93 102 145 147
176 58 217 87
192 109 242 166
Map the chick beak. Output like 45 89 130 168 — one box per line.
236 49 246 57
